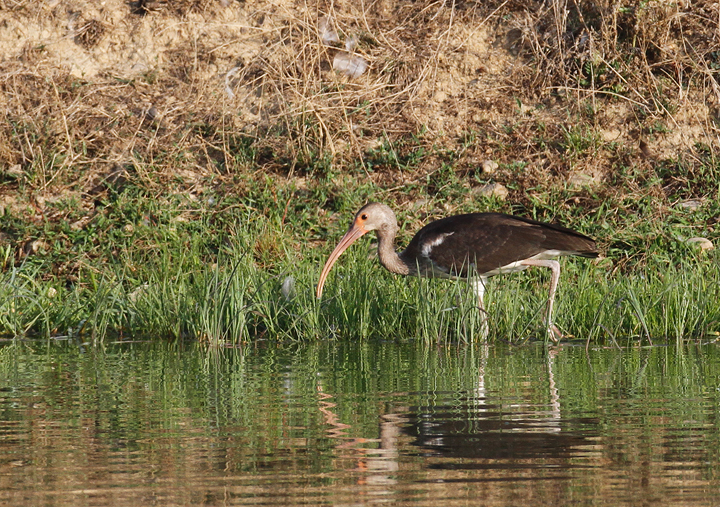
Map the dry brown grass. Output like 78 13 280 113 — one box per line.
506 0 720 143
0 0 718 211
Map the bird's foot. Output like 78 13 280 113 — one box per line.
547 324 564 344
480 322 489 341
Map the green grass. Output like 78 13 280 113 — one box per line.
2 200 719 343
1 123 719 344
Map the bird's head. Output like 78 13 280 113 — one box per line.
316 202 398 299
351 202 397 233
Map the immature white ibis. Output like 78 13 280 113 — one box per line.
316 202 598 339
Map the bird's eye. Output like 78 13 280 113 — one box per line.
361 214 368 220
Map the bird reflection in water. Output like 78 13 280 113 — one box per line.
315 345 598 494
404 347 597 471
316 381 401 487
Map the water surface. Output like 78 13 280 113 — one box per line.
1 339 719 506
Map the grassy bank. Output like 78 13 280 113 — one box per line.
1 175 719 343
1 0 719 342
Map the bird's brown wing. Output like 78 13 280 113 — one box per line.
403 213 596 278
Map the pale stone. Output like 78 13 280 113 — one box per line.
686 237 713 251
567 171 602 188
472 182 508 200
679 199 703 211
481 160 498 175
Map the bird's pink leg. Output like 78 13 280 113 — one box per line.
519 259 562 342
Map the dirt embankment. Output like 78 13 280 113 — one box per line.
1 0 719 212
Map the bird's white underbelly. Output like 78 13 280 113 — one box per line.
421 249 568 279
482 249 565 276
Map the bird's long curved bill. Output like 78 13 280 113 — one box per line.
316 224 368 299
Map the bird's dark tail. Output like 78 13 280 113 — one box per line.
575 250 599 258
